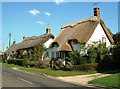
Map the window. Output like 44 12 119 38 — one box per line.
102 36 106 42
61 52 65 59
71 40 78 45
51 52 54 58
56 52 60 58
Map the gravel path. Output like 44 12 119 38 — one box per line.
56 73 111 87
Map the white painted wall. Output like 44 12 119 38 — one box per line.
43 38 54 48
86 23 111 47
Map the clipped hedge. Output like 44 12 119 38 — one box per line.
26 60 50 68
7 59 15 64
7 59 26 66
14 59 26 66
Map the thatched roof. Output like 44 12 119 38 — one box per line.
5 43 19 55
5 33 54 55
50 16 114 52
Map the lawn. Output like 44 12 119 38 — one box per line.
2 63 97 77
89 73 120 88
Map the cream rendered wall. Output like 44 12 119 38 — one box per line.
43 38 54 48
86 23 111 47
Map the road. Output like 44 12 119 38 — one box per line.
2 67 99 89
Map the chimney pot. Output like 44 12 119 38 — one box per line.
46 28 51 34
23 36 26 40
94 7 100 19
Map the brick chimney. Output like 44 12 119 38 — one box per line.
46 28 51 34
94 7 100 19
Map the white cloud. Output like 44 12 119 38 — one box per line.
36 21 44 25
29 9 40 16
44 12 51 16
55 0 65 5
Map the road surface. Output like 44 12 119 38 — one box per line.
2 67 99 89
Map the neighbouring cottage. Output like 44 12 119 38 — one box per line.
0 51 3 59
48 7 114 62
5 28 54 60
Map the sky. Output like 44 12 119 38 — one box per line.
1 1 118 51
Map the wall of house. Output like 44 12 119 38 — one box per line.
86 23 111 47
46 46 58 59
43 38 54 48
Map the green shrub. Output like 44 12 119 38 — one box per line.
26 61 36 67
96 55 117 72
62 62 73 71
14 59 26 66
7 59 15 64
35 60 50 68
2 58 7 63
72 65 85 71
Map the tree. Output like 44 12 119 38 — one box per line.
33 45 46 62
68 44 87 65
87 41 109 63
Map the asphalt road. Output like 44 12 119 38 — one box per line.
2 67 99 89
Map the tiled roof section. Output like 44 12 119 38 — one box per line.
51 16 114 51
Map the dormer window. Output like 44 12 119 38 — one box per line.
71 39 79 45
51 42 59 47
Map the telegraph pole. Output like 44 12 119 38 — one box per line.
2 43 4 52
9 33 11 48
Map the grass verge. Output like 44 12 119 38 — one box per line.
2 63 97 77
89 73 120 88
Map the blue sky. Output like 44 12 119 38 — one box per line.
2 2 118 51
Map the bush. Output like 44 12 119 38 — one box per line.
26 61 36 67
14 59 26 66
7 59 15 64
7 59 26 66
96 55 117 72
68 50 81 65
35 60 50 69
84 63 98 70
112 45 120 64
2 58 7 63
72 65 85 71
62 62 73 71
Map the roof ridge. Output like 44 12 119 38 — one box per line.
62 16 100 29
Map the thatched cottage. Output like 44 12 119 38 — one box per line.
5 28 54 59
48 7 114 62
